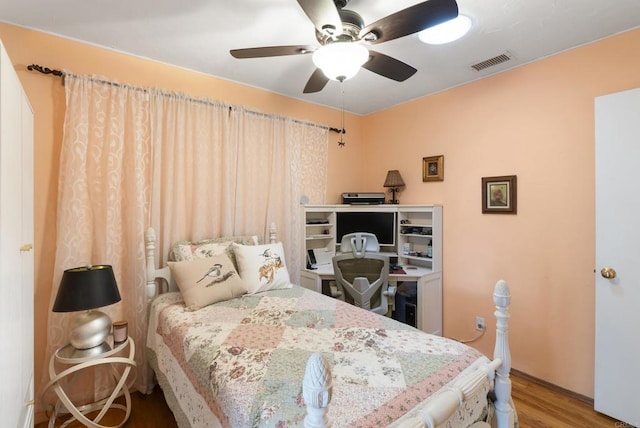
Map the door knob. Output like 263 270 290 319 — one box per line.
600 267 616 279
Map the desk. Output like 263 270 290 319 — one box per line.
302 263 433 282
300 265 442 335
43 337 136 428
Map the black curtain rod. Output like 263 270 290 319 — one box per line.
26 63 346 135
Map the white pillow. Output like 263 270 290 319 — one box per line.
168 254 247 310
232 242 292 294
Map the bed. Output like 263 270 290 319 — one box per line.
144 225 516 428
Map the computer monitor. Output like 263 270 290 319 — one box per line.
336 211 396 247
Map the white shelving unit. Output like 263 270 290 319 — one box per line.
303 205 441 270
397 205 442 273
304 210 335 251
302 204 443 335
303 209 335 268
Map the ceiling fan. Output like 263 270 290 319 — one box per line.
230 0 459 94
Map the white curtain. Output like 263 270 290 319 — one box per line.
40 74 328 407
229 108 329 281
149 97 329 282
149 93 237 267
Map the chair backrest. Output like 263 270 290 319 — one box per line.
339 232 379 258
332 253 390 315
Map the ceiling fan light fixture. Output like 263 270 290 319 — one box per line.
418 14 472 45
312 42 369 82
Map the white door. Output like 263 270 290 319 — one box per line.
0 40 34 428
594 88 640 426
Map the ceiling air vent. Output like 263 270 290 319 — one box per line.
470 52 512 72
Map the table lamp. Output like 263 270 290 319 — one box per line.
383 170 405 204
53 265 121 349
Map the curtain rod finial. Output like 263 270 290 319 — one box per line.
27 64 64 77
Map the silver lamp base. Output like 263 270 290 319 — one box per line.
69 310 112 349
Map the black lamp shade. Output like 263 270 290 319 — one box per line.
53 265 121 312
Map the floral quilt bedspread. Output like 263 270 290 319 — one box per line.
147 285 489 427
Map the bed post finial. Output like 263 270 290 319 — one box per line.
269 222 277 244
303 353 332 428
493 279 515 427
145 227 158 300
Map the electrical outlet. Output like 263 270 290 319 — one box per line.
475 316 486 331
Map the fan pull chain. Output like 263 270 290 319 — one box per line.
338 83 346 147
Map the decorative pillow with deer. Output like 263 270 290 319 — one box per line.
168 254 247 310
232 242 292 294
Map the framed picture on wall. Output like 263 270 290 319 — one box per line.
422 155 444 181
482 175 517 214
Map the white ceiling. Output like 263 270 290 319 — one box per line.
1 0 639 115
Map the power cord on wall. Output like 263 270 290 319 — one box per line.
449 326 486 344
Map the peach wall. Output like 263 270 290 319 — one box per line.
362 29 640 397
0 22 365 418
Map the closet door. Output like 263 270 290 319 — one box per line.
0 39 35 428
20 63 35 428
594 88 640 426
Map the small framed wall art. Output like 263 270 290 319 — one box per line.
422 155 444 182
482 175 517 214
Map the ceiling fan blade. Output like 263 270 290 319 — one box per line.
360 0 458 44
303 68 330 94
230 45 316 59
362 50 417 82
296 0 342 36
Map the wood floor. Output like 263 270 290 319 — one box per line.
510 373 622 428
37 371 625 428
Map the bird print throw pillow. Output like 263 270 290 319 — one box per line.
232 242 292 294
168 253 248 310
